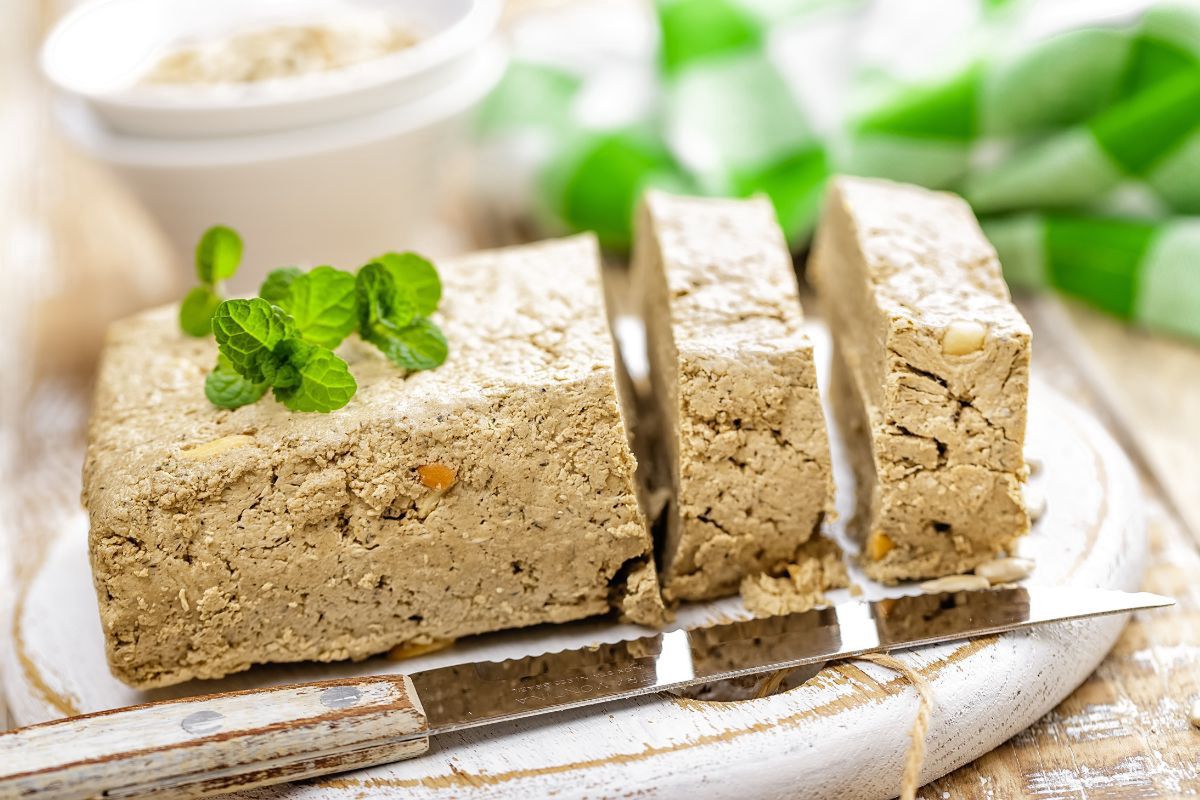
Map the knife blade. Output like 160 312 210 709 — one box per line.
0 586 1171 800
410 585 1170 735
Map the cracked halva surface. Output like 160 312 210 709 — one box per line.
83 235 663 689
632 192 835 601
810 176 1030 583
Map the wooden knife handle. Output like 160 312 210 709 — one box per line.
0 674 429 799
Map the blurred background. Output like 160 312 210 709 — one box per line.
2 0 1199 789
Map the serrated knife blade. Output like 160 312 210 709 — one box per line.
410 586 1170 736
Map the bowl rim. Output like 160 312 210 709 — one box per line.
40 0 503 115
58 42 507 168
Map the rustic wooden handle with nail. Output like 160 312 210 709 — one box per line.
0 675 429 800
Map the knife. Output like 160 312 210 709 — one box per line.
0 586 1171 799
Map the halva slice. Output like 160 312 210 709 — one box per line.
809 176 1031 583
83 235 663 689
631 191 835 601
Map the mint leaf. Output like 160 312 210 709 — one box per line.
270 339 357 412
181 225 246 336
205 354 268 409
364 318 448 371
212 298 297 383
179 285 221 337
196 225 243 284
357 260 447 371
209 303 353 412
276 266 358 349
195 235 447 412
356 261 417 331
375 252 441 315
259 267 303 305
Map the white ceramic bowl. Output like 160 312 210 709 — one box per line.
42 0 503 137
58 42 507 291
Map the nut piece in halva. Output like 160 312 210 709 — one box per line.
974 557 1035 585
942 321 988 355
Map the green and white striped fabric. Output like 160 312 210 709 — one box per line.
476 0 849 247
849 4 1200 215
659 0 831 244
986 214 1200 340
477 0 1200 340
476 58 695 250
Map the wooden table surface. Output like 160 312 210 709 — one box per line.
2 1 1198 796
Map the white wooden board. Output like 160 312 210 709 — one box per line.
5 374 1146 800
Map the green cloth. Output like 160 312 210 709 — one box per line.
659 0 830 243
986 214 1200 340
847 6 1200 201
478 0 1200 340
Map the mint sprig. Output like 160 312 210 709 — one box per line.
189 228 449 414
271 266 358 349
376 252 441 315
269 339 358 412
196 225 242 283
357 256 448 371
179 225 243 337
211 298 297 383
179 286 223 337
366 317 449 372
259 267 302 305
205 353 268 409
357 261 416 330
211 298 356 413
